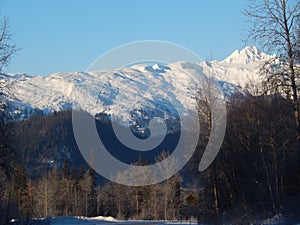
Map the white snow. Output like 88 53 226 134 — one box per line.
221 46 273 64
199 46 276 94
50 216 198 225
1 46 274 120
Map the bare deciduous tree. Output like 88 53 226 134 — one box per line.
244 0 300 127
0 17 17 73
0 16 18 224
0 16 17 118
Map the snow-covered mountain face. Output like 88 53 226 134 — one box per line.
1 46 272 121
200 46 274 94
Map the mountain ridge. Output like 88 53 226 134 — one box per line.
1 46 274 120
221 46 273 64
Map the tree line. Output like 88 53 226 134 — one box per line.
196 94 300 224
1 94 300 224
0 154 184 223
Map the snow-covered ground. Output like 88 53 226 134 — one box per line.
11 214 292 225
10 213 295 225
31 216 197 225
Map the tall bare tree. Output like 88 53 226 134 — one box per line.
245 0 300 126
0 16 18 224
0 17 17 73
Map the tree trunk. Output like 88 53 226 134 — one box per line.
5 184 12 224
213 165 220 214
97 189 100 216
85 190 88 217
44 184 48 216
282 1 300 128
259 137 276 212
135 192 139 218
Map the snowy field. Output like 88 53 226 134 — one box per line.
9 214 295 225
50 216 197 225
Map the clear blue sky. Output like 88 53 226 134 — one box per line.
1 0 249 75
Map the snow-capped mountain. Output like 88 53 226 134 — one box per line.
222 46 272 64
1 46 273 120
200 46 274 93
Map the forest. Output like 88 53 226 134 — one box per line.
1 94 300 224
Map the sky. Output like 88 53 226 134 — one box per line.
1 0 249 75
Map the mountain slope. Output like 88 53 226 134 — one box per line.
200 46 274 93
1 46 273 119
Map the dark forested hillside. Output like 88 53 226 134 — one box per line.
5 110 182 180
7 110 85 178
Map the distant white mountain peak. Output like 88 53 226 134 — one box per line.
222 46 273 64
